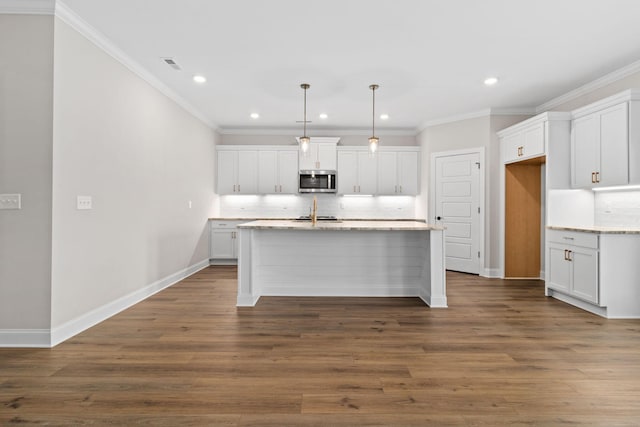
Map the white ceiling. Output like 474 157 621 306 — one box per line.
57 0 640 134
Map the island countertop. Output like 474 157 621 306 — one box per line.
547 225 640 234
237 219 443 231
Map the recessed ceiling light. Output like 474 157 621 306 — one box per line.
380 114 389 120
319 113 328 119
193 75 207 84
484 77 498 86
250 113 260 119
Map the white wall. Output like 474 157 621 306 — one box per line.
218 194 416 219
0 14 54 331
50 18 217 329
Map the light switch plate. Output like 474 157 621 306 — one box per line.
77 195 92 210
0 194 21 210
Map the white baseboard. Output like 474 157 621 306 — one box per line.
481 268 502 278
0 329 51 348
50 259 209 346
1 260 211 348
48 259 210 347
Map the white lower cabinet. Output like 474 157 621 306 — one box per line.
547 232 599 305
210 220 246 263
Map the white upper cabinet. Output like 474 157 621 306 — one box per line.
376 149 419 195
217 149 258 194
258 149 298 194
337 150 377 195
298 138 339 170
501 122 545 163
572 102 629 188
570 90 640 188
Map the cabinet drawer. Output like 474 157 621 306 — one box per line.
210 220 246 229
547 229 598 249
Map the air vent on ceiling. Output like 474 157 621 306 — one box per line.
161 57 181 71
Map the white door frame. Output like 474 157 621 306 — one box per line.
430 147 486 276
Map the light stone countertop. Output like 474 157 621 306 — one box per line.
547 225 640 234
209 217 424 222
237 219 443 231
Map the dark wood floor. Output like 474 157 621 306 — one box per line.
2 267 640 426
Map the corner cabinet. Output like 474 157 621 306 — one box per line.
546 228 640 319
210 220 246 264
376 149 420 195
217 149 258 194
546 229 599 304
571 90 640 188
217 145 299 195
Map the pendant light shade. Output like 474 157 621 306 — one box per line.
369 84 379 153
299 83 311 153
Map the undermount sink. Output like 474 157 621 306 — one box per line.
295 215 339 221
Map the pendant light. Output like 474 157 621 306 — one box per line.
299 83 311 153
368 84 379 153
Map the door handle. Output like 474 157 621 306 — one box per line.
436 216 442 221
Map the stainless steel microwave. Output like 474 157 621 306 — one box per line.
299 170 337 193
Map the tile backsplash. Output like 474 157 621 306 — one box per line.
218 194 417 219
595 190 640 227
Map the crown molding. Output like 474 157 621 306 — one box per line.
536 59 640 113
417 109 491 132
0 0 54 14
54 1 218 131
218 126 417 136
416 107 535 133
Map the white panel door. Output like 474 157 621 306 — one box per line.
435 152 480 274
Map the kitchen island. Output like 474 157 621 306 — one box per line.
236 220 447 308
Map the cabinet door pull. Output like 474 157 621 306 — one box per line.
238 184 241 192
358 185 361 193
591 172 596 183
596 172 600 183
562 236 574 240
233 184 237 192
279 185 282 192
399 185 403 193
564 249 568 260
567 250 572 261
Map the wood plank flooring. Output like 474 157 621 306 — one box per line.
2 267 640 426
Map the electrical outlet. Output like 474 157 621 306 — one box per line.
77 195 92 210
0 194 21 210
